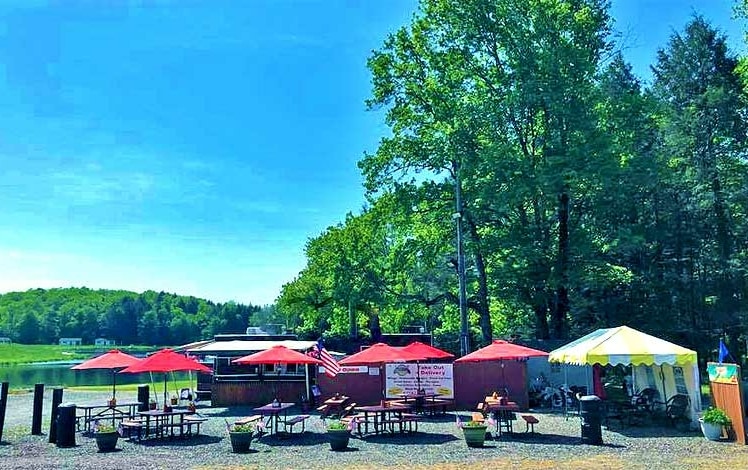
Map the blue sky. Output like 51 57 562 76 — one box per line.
0 1 744 306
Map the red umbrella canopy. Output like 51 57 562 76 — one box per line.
232 345 322 365
339 343 426 366
454 340 549 362
401 341 454 359
119 348 212 374
71 349 141 370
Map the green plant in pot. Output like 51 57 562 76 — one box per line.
326 420 351 451
226 421 255 453
460 419 488 448
699 407 731 441
93 421 119 452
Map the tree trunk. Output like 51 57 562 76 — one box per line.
466 218 492 345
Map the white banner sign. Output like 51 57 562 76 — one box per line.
385 363 454 398
333 365 368 374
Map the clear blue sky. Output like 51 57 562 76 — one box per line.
0 1 744 306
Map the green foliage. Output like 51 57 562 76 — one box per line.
230 423 255 433
326 420 348 431
462 420 486 428
701 407 731 426
0 288 261 346
93 421 117 433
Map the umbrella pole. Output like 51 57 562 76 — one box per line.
112 369 116 400
305 364 311 403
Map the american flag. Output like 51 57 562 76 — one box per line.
310 339 340 378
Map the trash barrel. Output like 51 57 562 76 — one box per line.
56 403 76 448
137 385 150 412
579 395 602 445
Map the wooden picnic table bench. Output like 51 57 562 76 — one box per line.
282 414 310 434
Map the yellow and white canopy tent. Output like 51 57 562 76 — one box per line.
548 325 701 426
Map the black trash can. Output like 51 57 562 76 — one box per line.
56 403 76 448
579 395 603 445
137 384 150 412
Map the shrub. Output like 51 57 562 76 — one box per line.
701 407 731 426
93 421 116 433
230 423 255 433
462 420 486 428
326 420 348 431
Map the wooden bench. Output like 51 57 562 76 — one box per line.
282 414 309 434
341 402 357 417
521 414 539 433
316 404 330 417
184 416 208 436
120 419 144 441
422 399 452 415
235 415 262 426
400 413 421 433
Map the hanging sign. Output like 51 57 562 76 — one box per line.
707 362 739 384
384 363 454 398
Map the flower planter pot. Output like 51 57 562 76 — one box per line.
462 425 488 448
327 429 350 451
149 402 157 410
94 431 119 452
171 398 178 406
699 419 723 441
229 431 253 453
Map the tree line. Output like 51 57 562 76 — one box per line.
277 0 748 362
0 287 265 346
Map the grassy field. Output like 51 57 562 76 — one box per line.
0 343 158 365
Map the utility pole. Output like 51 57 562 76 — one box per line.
453 160 469 357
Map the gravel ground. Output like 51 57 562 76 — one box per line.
1 390 747 470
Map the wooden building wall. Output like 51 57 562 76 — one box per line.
317 368 385 405
212 380 307 407
453 360 529 410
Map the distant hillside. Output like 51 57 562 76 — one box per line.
0 287 263 346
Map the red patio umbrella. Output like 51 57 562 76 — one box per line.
120 348 212 406
455 340 549 394
338 343 426 366
401 341 454 359
232 345 322 365
71 349 141 400
232 345 322 402
454 340 549 362
399 341 454 391
338 343 426 399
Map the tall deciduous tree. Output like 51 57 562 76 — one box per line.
652 16 747 343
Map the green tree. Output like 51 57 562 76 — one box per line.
651 15 747 344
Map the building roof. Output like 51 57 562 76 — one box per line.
186 339 317 354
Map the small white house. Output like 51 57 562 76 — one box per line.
59 337 82 346
0 337 11 344
94 338 115 347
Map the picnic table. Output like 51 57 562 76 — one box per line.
398 392 440 414
254 402 295 435
76 401 141 433
136 408 197 439
322 395 350 417
354 403 413 436
483 397 519 436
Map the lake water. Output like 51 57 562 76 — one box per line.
0 362 193 389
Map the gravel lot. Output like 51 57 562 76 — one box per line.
1 390 747 470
